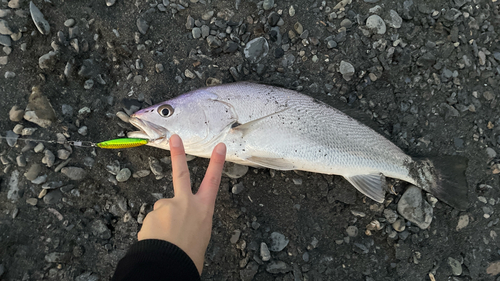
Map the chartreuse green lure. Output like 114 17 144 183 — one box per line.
96 138 149 149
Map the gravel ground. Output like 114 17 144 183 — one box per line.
0 0 500 280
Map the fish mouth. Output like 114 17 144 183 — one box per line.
128 117 169 144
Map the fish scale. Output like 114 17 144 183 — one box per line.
128 82 468 209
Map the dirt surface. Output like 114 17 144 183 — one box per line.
0 0 500 280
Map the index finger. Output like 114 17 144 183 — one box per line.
169 134 191 197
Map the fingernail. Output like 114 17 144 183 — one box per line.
170 135 181 148
215 143 226 155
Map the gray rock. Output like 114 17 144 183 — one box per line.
39 51 58 70
57 149 71 160
45 252 66 263
31 175 47 185
155 63 164 73
201 11 214 21
339 60 355 75
0 56 7 65
116 168 131 182
75 272 99 281
6 130 18 147
240 262 259 281
201 25 209 38
486 148 497 158
30 1 50 35
327 40 337 49
64 19 75 27
7 170 20 202
269 232 289 252
266 261 291 274
493 52 500 62
26 198 38 206
185 15 194 30
386 10 402 28
61 167 86 180
0 19 13 35
230 229 241 244
78 126 88 136
192 27 201 39
260 242 271 261
263 0 274 10
91 219 111 239
392 218 406 232
397 186 433 229
106 0 116 6
4 71 15 78
448 257 462 276
24 164 42 180
43 189 62 204
13 124 24 135
231 182 244 194
223 162 248 179
384 209 399 223
42 150 55 167
133 169 151 178
206 35 221 48
244 37 269 63
84 79 94 90
0 34 11 46
149 157 164 179
366 15 386 34
416 52 436 67
136 17 149 34
106 160 121 175
346 225 358 237
16 155 26 167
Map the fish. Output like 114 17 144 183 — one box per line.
128 82 468 210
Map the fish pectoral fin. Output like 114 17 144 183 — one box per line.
246 156 296 170
231 108 289 136
344 173 387 203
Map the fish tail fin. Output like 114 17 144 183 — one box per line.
412 156 469 210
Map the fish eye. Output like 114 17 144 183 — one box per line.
157 104 174 117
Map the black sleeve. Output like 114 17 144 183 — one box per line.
112 239 201 281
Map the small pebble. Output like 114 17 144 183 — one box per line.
34 143 44 153
133 169 151 178
223 162 248 179
116 168 132 182
16 155 26 167
260 242 271 261
230 229 241 244
57 149 71 160
24 164 42 180
289 5 295 16
13 124 24 135
346 225 358 237
64 19 76 27
9 105 25 122
61 167 86 180
106 0 116 6
78 126 88 136
26 198 38 206
31 175 47 185
6 130 18 147
366 14 386 34
232 182 245 194
44 190 63 204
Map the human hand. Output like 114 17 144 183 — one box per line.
137 134 226 275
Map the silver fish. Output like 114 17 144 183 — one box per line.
128 82 468 209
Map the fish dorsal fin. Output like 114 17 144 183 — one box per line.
246 156 296 170
344 173 387 203
231 108 290 136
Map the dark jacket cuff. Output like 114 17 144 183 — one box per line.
112 239 201 281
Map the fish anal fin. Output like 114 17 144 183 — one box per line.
344 173 387 203
246 156 296 171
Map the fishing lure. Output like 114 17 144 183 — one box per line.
96 138 149 149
